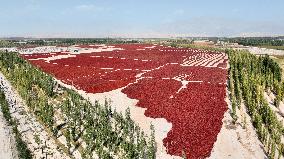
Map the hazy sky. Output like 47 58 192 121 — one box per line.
0 0 284 38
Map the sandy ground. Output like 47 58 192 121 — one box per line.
247 47 284 56
69 45 124 54
209 91 267 159
233 46 284 56
29 54 77 63
17 45 124 55
18 46 68 54
0 110 18 159
0 72 70 159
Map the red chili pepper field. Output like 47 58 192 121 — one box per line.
21 44 228 158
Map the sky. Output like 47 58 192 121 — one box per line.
0 0 284 38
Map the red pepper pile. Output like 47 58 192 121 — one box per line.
22 44 228 158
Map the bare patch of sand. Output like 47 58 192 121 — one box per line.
209 91 267 159
0 110 18 159
29 54 77 62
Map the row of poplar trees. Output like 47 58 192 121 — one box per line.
0 52 157 159
228 49 284 159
